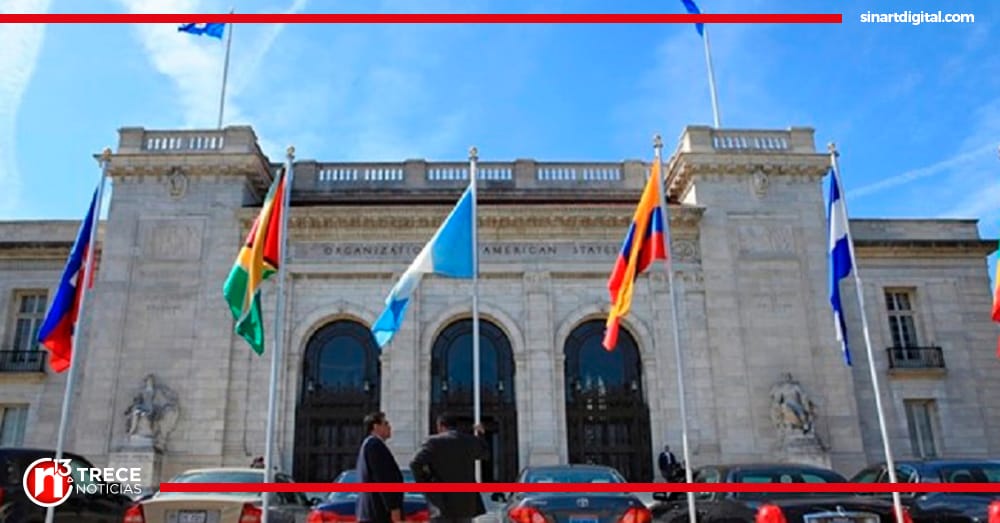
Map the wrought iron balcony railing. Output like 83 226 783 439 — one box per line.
0 350 46 373
886 346 945 370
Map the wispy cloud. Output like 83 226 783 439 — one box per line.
848 142 997 199
611 0 780 155
0 0 52 216
115 0 307 132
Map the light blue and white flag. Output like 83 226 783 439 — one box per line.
371 185 475 347
178 23 226 39
827 167 854 366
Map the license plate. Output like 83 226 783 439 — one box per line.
176 511 207 523
570 515 597 523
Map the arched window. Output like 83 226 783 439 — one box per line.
431 318 514 404
429 317 519 482
563 318 651 482
564 319 643 401
295 319 381 483
301 320 380 400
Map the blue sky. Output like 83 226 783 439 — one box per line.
2 0 998 255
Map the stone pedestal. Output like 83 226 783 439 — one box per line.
776 434 831 469
108 447 164 495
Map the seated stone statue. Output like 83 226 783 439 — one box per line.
769 373 817 436
124 375 158 439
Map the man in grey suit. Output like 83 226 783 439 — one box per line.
410 412 491 523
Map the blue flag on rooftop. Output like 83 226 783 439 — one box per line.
371 184 475 348
680 0 705 36
827 167 853 366
178 23 226 39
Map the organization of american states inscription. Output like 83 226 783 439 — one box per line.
292 241 700 264
293 242 620 263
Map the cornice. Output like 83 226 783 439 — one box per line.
0 241 74 261
665 153 829 200
106 154 274 195
243 205 706 236
853 239 997 258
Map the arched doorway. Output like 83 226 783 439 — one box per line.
429 318 518 482
293 319 380 482
564 319 652 481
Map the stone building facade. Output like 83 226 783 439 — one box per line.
0 124 997 486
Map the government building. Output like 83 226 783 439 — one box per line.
1 124 997 487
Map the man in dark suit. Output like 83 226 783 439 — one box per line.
356 411 404 523
410 412 490 523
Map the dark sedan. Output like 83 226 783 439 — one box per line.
307 469 429 523
851 459 1000 522
650 463 909 523
491 464 651 523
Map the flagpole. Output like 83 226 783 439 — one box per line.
652 135 696 523
44 148 110 523
469 146 482 483
828 143 904 522
262 147 295 523
702 28 721 129
217 9 234 130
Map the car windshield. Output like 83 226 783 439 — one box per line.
522 468 625 483
157 470 263 498
935 464 1000 483
730 468 847 500
327 469 423 501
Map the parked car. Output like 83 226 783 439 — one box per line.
0 447 133 523
650 463 910 523
123 467 312 523
851 459 1000 522
491 464 651 523
307 468 429 523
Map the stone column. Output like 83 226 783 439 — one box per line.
522 271 559 466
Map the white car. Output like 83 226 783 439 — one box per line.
123 467 312 523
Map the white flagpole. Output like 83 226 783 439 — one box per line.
828 143 904 522
701 28 721 129
469 146 482 483
44 147 111 523
652 135 696 523
217 10 234 130
262 147 295 523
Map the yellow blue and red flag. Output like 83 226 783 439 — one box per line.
603 161 667 350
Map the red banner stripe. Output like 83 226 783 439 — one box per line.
0 13 842 24
157 482 1000 494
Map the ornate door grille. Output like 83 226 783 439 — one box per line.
429 319 519 482
564 319 653 482
293 321 381 483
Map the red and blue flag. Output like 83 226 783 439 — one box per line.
37 189 100 373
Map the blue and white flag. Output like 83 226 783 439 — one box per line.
178 23 226 39
680 0 704 36
371 185 475 348
827 167 853 366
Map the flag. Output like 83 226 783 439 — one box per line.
37 189 101 373
681 0 704 36
372 185 475 348
178 23 226 39
827 168 854 366
603 162 667 351
992 249 1000 357
223 169 286 355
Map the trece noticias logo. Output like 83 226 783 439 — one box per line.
22 458 74 507
21 458 145 507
